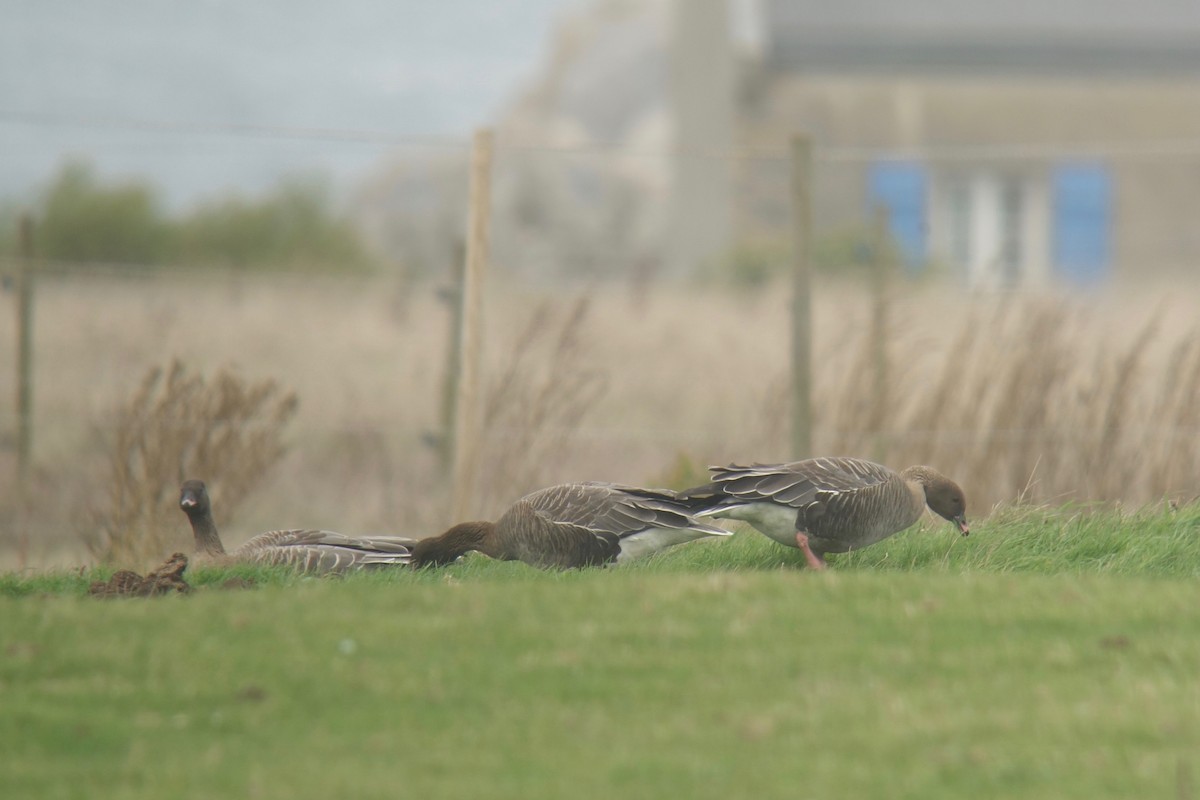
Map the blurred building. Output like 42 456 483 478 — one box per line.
748 0 1200 288
358 0 674 282
363 0 1200 287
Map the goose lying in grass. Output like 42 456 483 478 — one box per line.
680 457 969 570
410 481 732 570
179 479 415 574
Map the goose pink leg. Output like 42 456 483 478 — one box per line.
795 531 828 571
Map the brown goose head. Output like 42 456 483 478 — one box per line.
411 521 497 568
179 479 225 555
179 479 211 518
902 467 970 536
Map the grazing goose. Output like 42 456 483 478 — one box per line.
178 479 415 574
680 457 969 570
410 482 732 570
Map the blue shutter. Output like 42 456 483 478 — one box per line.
1052 163 1112 285
867 161 927 271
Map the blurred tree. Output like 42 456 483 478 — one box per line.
38 160 173 264
26 162 378 273
0 202 19 264
178 178 378 272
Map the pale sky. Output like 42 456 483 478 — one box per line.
0 0 585 209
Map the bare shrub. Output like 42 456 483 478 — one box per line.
471 295 608 515
83 360 298 564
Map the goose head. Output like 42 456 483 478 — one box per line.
903 466 969 535
411 521 496 568
179 479 211 518
924 477 969 536
178 478 228 556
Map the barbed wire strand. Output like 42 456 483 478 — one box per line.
7 109 1200 164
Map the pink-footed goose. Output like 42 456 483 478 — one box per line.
680 457 969 570
411 482 732 570
179 479 415 574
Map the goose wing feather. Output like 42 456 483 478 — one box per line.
233 529 414 572
506 518 622 569
712 457 895 509
525 482 730 540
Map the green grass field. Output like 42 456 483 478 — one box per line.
3 505 1199 799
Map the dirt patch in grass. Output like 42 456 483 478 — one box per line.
88 552 191 598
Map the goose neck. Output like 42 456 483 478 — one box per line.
187 511 227 556
413 521 498 567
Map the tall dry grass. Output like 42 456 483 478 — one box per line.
471 295 608 517
795 296 1200 512
2 269 1198 567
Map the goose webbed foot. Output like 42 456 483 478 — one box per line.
795 531 828 571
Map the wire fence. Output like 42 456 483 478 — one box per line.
9 108 1200 161
3 109 1200 567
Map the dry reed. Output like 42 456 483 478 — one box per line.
470 295 608 517
810 296 1200 513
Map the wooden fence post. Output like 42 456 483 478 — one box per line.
790 135 813 459
16 213 35 485
869 207 891 463
448 129 494 523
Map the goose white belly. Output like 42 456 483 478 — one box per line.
700 502 800 548
613 526 731 563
